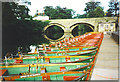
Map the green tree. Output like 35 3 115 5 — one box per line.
106 0 119 17
19 0 31 5
87 10 96 18
105 8 114 17
2 2 17 22
73 14 86 18
2 2 31 20
87 6 104 18
9 2 31 20
84 1 100 14
72 24 93 36
84 1 104 18
44 6 75 19
2 2 49 56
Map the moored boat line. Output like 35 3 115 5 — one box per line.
1 32 104 81
1 62 93 81
38 32 102 52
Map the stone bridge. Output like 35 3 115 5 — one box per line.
43 17 117 42
44 17 117 32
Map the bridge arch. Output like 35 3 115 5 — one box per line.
69 23 95 32
43 23 66 32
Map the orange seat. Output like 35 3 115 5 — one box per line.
42 75 50 81
41 68 46 73
66 57 70 62
46 49 51 51
0 69 8 76
15 59 23 63
45 58 50 63
60 67 66 71
63 76 80 81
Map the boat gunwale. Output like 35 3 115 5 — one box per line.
0 62 90 68
2 67 91 81
1 54 96 66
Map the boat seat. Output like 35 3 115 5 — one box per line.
42 75 50 81
60 67 66 71
0 69 9 76
66 57 70 62
79 58 83 60
15 59 23 63
63 76 80 81
45 58 50 63
46 49 51 51
79 48 82 50
41 67 46 73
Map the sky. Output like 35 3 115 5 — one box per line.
27 0 111 16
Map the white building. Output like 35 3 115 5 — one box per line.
33 15 49 20
33 12 49 20
98 22 116 34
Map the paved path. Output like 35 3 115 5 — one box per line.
91 34 118 80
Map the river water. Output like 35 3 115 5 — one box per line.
25 24 93 53
2 25 93 57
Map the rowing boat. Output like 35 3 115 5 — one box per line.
38 46 97 52
2 54 96 64
24 49 97 57
2 70 90 81
0 62 93 76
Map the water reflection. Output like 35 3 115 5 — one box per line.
21 25 93 54
3 24 93 56
44 24 93 41
44 25 64 40
45 32 64 40
72 24 93 37
43 32 74 42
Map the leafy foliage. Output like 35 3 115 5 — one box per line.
2 2 31 20
2 2 49 56
73 14 86 18
106 0 119 17
84 1 104 18
87 6 104 18
45 25 64 40
84 1 100 14
72 24 93 36
44 6 75 19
